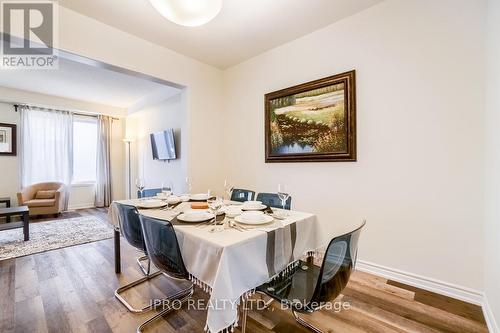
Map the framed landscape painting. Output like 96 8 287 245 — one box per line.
265 70 356 162
0 123 17 156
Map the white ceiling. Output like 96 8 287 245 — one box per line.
59 0 383 69
0 58 181 109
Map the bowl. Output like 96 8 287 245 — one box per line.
190 193 209 201
167 196 181 204
240 211 265 223
224 206 242 218
243 200 263 209
156 192 169 199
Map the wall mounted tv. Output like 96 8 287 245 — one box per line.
150 129 177 160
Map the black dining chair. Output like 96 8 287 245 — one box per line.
256 192 292 210
114 203 162 313
115 203 150 275
230 188 256 202
137 188 162 198
137 214 194 333
256 221 366 333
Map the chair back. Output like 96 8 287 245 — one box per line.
310 221 365 305
137 188 162 198
256 192 292 210
230 188 255 202
115 203 145 251
139 215 190 280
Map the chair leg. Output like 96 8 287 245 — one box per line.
241 298 248 333
255 291 274 309
115 271 163 313
137 255 150 275
137 284 194 333
292 310 324 333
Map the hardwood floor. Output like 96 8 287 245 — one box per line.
0 208 488 333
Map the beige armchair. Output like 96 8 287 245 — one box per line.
17 182 67 216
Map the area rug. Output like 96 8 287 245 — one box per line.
0 217 114 260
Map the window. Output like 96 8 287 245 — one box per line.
73 116 98 183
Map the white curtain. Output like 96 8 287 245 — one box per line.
19 106 73 208
95 115 112 207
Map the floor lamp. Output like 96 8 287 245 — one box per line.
123 138 135 199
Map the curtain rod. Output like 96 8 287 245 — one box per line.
13 103 120 121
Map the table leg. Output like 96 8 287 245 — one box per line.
6 200 10 223
23 212 29 241
114 227 121 274
241 299 248 333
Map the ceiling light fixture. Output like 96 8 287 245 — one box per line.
149 0 223 27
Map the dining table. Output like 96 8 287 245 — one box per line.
108 198 320 333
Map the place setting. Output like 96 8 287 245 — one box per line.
240 200 267 211
191 185 291 232
135 185 222 226
132 180 293 234
135 181 190 211
219 201 286 233
149 191 223 227
168 195 278 232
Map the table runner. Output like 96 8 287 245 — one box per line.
108 200 319 333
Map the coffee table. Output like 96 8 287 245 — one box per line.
0 206 29 241
0 197 11 223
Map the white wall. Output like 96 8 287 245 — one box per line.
126 92 187 197
56 6 225 195
0 103 20 206
0 87 126 208
484 0 500 329
223 0 486 291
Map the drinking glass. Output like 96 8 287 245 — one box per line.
136 178 146 199
162 181 173 197
277 183 290 212
207 196 224 232
224 179 233 201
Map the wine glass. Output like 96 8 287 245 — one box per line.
207 196 224 232
224 179 233 201
277 183 290 213
162 181 173 196
161 181 172 198
135 178 146 199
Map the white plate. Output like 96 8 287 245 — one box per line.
167 196 181 204
136 200 167 209
241 204 267 211
235 214 273 225
221 205 243 218
190 193 209 201
177 212 214 223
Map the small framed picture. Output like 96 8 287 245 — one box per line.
0 123 17 156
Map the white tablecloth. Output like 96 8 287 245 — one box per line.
109 200 320 333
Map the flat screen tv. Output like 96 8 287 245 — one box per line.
150 129 177 160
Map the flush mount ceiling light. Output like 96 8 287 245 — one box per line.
149 0 223 27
